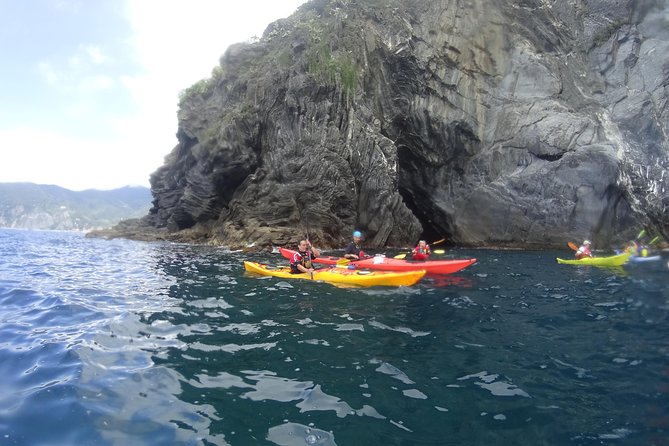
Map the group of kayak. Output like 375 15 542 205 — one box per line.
244 248 478 287
244 232 663 288
556 237 662 266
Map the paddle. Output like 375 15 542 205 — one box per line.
396 249 445 258
394 238 447 259
336 253 374 266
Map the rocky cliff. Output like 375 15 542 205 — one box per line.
105 0 669 250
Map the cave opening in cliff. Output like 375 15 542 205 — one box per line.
396 146 449 246
405 200 446 245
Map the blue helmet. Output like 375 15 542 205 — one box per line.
353 230 362 238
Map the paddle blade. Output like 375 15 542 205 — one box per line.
567 242 579 251
336 258 350 265
432 238 446 245
393 253 407 259
433 249 445 254
649 236 660 245
637 229 646 239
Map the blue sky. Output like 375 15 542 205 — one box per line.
0 0 306 190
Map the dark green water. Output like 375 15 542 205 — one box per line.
1 229 668 445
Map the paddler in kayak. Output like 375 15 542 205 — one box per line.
624 240 639 255
344 230 366 260
411 240 431 261
575 240 593 260
290 240 321 274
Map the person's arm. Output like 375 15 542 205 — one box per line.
296 263 311 273
344 243 358 259
305 242 319 263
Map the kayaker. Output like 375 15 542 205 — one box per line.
624 240 639 255
575 240 592 260
344 230 366 260
412 240 431 261
290 240 321 274
640 244 651 257
633 242 652 257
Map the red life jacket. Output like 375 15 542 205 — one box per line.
290 250 314 273
412 244 430 261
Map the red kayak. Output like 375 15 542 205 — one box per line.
279 247 476 275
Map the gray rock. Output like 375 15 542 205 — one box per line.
103 0 669 250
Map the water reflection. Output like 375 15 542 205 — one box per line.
267 422 337 446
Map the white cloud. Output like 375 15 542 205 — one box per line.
107 0 308 189
122 0 306 108
0 126 147 190
37 61 60 86
83 44 106 64
38 44 113 92
5 0 307 191
80 75 115 92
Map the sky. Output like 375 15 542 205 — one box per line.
0 0 307 191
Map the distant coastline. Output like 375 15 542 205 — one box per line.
0 182 152 231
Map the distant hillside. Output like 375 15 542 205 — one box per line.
0 183 152 231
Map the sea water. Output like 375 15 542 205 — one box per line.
0 228 667 445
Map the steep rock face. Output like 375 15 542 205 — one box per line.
140 0 668 249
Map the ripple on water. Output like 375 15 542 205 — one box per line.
457 371 531 397
373 361 415 385
2 232 669 445
367 320 430 337
267 422 337 446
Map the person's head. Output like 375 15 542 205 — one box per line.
583 240 591 246
298 240 310 251
418 240 427 247
353 230 362 241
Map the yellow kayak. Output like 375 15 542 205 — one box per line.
243 261 426 287
556 252 632 267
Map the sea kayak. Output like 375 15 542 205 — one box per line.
243 261 426 287
279 248 476 274
556 252 632 266
629 255 661 263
